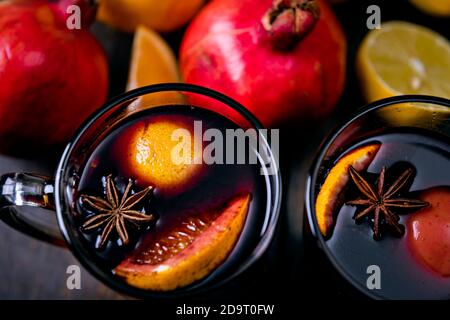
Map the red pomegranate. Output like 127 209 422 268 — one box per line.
0 0 108 155
180 0 346 127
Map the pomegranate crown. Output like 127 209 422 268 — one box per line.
262 0 320 50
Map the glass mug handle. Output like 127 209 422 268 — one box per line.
0 173 66 246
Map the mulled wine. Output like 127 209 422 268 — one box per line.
74 105 274 292
307 97 450 300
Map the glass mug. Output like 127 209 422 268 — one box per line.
0 83 281 298
305 95 450 299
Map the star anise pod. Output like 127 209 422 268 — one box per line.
346 165 429 240
81 175 155 248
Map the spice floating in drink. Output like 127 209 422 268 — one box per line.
81 175 155 248
346 166 429 240
314 129 450 299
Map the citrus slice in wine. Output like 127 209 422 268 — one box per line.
115 193 251 291
315 143 380 237
116 115 204 195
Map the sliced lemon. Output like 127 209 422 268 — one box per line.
357 21 450 103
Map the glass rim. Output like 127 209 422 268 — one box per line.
305 94 450 299
54 83 282 299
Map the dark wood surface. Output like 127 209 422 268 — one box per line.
0 154 127 299
0 0 447 300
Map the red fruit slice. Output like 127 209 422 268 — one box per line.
115 194 251 291
407 187 450 277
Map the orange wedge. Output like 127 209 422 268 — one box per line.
316 144 380 237
410 0 450 17
115 194 251 291
127 25 184 108
97 0 203 33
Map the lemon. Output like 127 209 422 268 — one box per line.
357 21 450 103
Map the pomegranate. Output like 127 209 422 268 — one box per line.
180 0 346 127
0 0 108 155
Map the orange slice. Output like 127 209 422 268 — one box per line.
127 25 184 109
116 115 204 195
115 194 251 291
97 0 203 33
410 0 450 17
316 143 380 237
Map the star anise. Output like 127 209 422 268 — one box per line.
81 175 155 248
346 165 429 240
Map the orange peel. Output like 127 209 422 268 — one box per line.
316 143 380 237
115 194 251 291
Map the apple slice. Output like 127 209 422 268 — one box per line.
315 143 380 237
407 187 450 277
115 194 251 291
